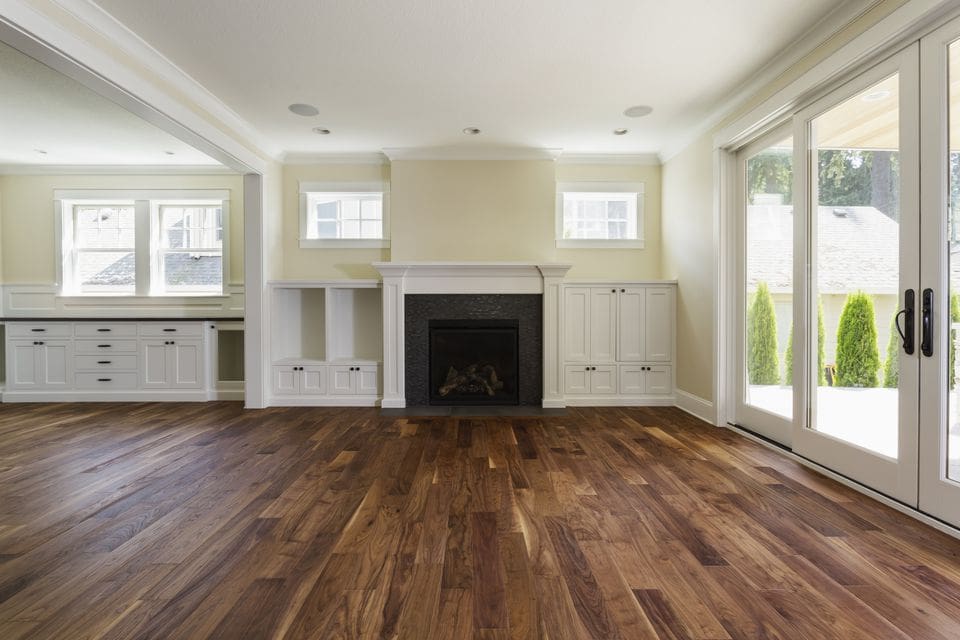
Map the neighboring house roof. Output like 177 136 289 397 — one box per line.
81 252 221 288
747 205 960 295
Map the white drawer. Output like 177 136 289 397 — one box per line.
74 340 138 354
139 322 203 337
74 355 138 371
75 372 139 390
75 323 138 338
6 323 72 338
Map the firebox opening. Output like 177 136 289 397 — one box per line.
428 319 520 405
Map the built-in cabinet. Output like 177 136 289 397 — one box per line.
269 281 383 406
3 320 242 402
562 282 675 405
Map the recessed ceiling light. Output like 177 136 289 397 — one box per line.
164 150 175 155
288 103 320 117
34 149 47 154
613 128 629 136
313 127 331 135
861 90 891 103
623 105 653 118
462 127 481 135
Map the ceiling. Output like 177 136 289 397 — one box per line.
0 40 220 167
90 0 849 158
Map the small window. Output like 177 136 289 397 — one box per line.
299 182 389 248
158 205 223 295
74 204 136 294
556 182 644 248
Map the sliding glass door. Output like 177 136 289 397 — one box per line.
792 45 920 506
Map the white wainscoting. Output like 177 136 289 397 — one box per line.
675 389 717 425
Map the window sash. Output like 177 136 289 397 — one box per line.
305 192 385 240
561 192 639 240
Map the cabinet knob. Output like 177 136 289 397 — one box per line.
620 288 625 293
611 289 616 293
37 341 44 346
585 366 590 371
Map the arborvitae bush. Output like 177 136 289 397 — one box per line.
783 299 826 386
747 282 780 385
835 292 880 388
883 311 899 388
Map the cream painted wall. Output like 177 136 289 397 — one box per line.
660 0 912 405
0 173 244 284
281 159 662 281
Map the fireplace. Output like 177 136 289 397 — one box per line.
429 319 519 405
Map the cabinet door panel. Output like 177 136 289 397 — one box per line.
590 365 617 394
9 341 39 388
563 288 590 362
644 288 674 362
619 366 645 395
563 366 590 395
40 341 71 387
301 366 326 395
141 341 170 388
328 366 355 395
617 288 646 362
644 365 672 395
356 366 379 395
590 289 617 362
272 367 300 395
171 341 203 388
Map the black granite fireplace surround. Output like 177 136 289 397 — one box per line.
405 294 542 406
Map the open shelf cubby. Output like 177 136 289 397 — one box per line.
269 281 382 365
216 329 245 382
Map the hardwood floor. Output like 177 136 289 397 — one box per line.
1 404 960 639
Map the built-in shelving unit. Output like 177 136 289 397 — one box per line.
208 320 245 400
268 281 382 406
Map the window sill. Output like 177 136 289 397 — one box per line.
556 239 645 249
58 293 230 300
299 238 391 249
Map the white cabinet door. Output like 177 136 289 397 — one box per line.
9 340 39 388
39 341 71 388
590 365 617 394
328 366 355 394
356 366 379 395
590 288 617 362
644 287 674 362
301 366 326 395
563 288 590 362
617 288 646 362
563 365 590 394
644 365 672 395
170 340 203 388
141 340 170 388
619 365 645 395
273 366 300 395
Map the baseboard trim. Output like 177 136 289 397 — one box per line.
268 397 381 407
564 396 675 407
542 399 566 409
674 389 716 425
380 398 406 409
726 423 960 542
2 390 210 402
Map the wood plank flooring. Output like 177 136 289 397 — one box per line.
1 403 960 638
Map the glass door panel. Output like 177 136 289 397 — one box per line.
735 128 794 444
794 45 919 506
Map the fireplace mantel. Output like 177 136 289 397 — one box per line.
372 262 572 408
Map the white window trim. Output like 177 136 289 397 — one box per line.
298 180 391 249
555 181 645 248
54 189 230 298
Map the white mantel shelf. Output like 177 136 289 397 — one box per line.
372 262 572 409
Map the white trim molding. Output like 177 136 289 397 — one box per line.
557 153 661 166
0 164 236 175
282 152 389 165
1 283 244 317
371 262 572 408
674 389 717 425
383 147 563 161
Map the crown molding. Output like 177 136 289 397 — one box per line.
0 163 236 176
46 0 279 161
280 152 389 166
659 0 881 163
556 152 660 166
383 146 563 161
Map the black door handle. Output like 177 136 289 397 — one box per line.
895 289 915 355
922 288 934 357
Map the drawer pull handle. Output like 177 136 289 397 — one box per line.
163 328 177 332
97 344 111 348
31 328 46 332
97 361 111 364
97 328 111 332
97 378 112 382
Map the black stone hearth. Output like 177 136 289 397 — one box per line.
405 294 542 406
429 319 519 405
